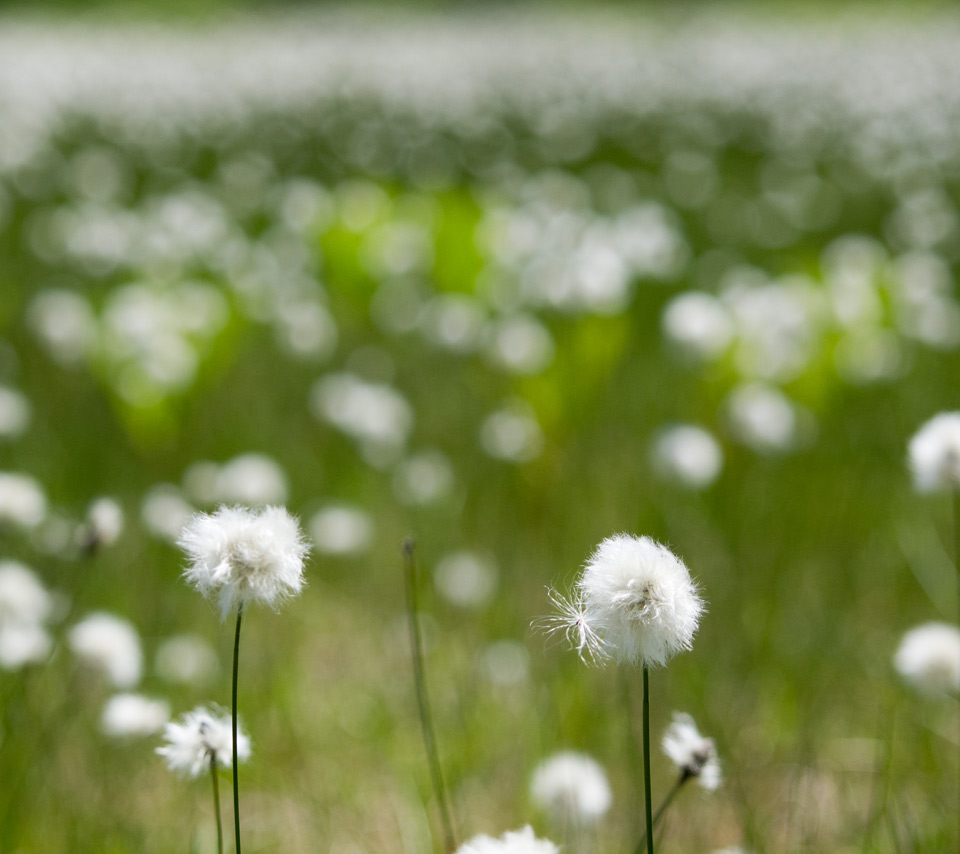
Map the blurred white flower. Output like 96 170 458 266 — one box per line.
485 314 555 375
553 534 704 667
141 484 195 542
434 551 498 609
908 412 960 492
69 612 143 688
0 621 52 670
178 505 309 619
455 825 558 854
78 496 124 551
662 712 722 790
27 289 97 366
0 387 31 439
651 425 723 490
185 453 289 506
309 505 373 556
101 693 170 738
157 706 250 778
309 372 413 460
530 751 613 823
0 560 53 625
0 472 47 528
725 382 805 454
392 450 455 507
480 401 543 463
893 622 960 695
481 639 530 686
155 634 219 686
0 561 54 669
661 291 733 360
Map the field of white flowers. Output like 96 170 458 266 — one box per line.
0 8 958 853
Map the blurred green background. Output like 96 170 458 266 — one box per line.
0 5 958 854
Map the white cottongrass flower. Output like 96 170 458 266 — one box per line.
178 505 309 619
551 535 704 667
662 712 722 790
907 412 960 492
157 706 251 778
455 826 559 854
530 751 613 823
101 693 170 737
893 622 960 695
68 612 143 688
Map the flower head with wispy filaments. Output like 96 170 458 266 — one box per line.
908 412 960 492
549 534 704 667
157 706 251 778
662 712 722 791
178 505 309 620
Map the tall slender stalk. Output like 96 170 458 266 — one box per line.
619 670 643 842
210 754 224 854
642 665 654 854
232 606 243 854
953 489 959 624
403 540 456 852
634 774 686 854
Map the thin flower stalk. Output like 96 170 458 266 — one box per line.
232 606 242 854
403 539 456 852
210 754 223 854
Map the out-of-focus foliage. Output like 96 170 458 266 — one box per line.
0 9 957 854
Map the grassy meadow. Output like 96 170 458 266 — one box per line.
0 9 958 853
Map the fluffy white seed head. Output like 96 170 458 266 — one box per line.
101 693 170 738
662 712 722 791
157 706 250 778
178 505 309 619
908 412 960 492
530 751 613 823
68 612 143 688
893 622 960 695
455 826 559 854
572 534 704 667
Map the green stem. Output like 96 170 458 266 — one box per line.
953 489 959 624
642 665 654 854
634 774 687 854
210 754 223 854
403 539 456 852
232 606 243 854
619 670 643 842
